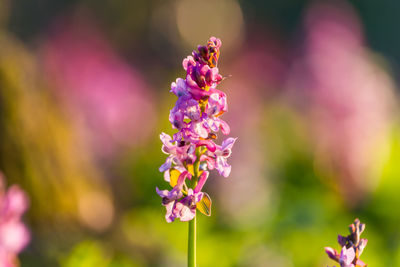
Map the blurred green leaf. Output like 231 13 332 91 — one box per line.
61 241 111 267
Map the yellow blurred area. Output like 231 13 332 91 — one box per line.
0 32 112 231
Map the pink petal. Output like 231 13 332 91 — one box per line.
0 221 30 254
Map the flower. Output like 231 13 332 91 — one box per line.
206 92 228 117
339 246 355 267
202 138 237 177
191 36 222 67
159 133 196 175
156 171 190 222
157 171 209 222
325 219 367 267
171 78 191 98
157 37 236 222
0 173 30 267
185 62 222 89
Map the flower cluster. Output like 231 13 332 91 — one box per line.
157 37 236 223
325 219 368 267
0 174 30 267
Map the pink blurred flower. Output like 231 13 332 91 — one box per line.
288 1 395 203
41 14 156 156
212 31 287 225
0 174 30 267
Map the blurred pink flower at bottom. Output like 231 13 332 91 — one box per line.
0 174 30 267
288 1 396 203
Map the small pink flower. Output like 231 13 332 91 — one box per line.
206 92 228 117
172 171 209 222
171 78 191 98
159 133 196 174
203 138 236 177
156 171 190 222
157 171 209 223
0 174 30 266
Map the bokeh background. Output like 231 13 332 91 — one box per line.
1 0 400 266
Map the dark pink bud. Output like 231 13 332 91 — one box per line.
197 140 216 152
198 46 208 60
338 235 347 247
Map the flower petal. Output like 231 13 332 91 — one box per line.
340 246 355 266
159 156 173 172
222 137 237 151
156 187 169 198
196 140 216 152
324 247 339 261
160 132 174 154
194 171 209 193
216 156 231 177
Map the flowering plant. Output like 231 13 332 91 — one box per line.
325 219 368 267
157 37 235 266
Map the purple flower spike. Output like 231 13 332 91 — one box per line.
157 37 236 222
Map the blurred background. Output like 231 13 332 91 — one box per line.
1 0 400 266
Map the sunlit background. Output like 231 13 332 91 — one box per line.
1 0 400 266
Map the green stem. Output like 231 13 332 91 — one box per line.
188 215 196 267
188 146 201 267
